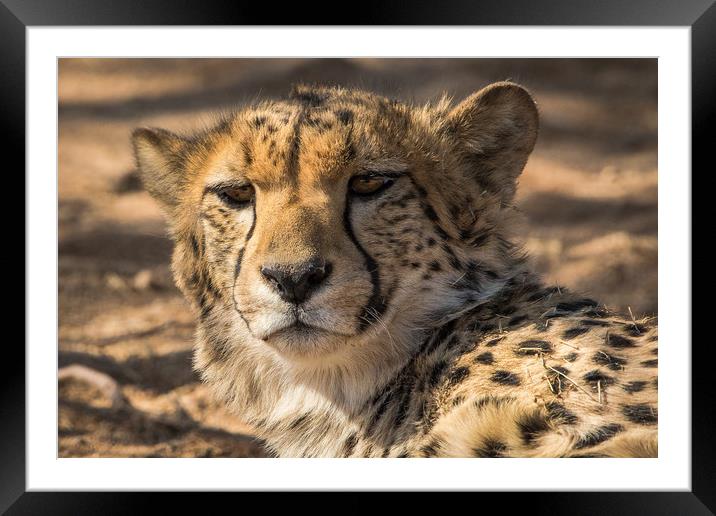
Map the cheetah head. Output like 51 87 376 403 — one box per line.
132 83 538 365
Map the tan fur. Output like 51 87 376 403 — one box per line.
132 83 657 457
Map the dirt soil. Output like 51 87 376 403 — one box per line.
58 58 657 457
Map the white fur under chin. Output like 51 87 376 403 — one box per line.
202 273 510 433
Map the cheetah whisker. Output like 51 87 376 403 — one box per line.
362 308 397 350
450 273 467 286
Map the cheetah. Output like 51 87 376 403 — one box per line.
132 82 658 457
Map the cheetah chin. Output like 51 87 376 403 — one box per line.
133 82 658 458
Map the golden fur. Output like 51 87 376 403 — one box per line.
132 82 657 457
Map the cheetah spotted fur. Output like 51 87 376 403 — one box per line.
132 82 658 457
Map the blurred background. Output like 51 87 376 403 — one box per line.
58 58 657 457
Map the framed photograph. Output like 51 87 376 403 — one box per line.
9 0 711 512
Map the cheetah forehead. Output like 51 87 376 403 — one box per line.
200 85 436 188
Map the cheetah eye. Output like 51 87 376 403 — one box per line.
349 174 396 196
217 184 255 207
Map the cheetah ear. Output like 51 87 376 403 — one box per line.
131 127 187 210
447 82 538 204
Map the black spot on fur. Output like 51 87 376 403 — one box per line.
623 381 647 393
289 414 310 430
474 352 494 365
434 226 450 242
452 395 465 407
485 337 504 347
518 412 550 445
243 146 253 166
575 423 624 449
343 142 356 162
470 232 490 248
426 237 436 247
428 360 449 389
583 370 615 386
580 319 611 327
441 243 463 270
392 378 415 429
543 310 568 320
474 395 515 410
292 88 324 106
563 352 579 362
198 300 212 322
546 402 578 425
563 327 590 340
491 370 521 386
515 340 552 355
508 314 528 326
583 307 609 318
446 366 470 387
336 109 354 125
641 359 658 368
622 404 658 425
473 439 507 458
189 234 201 257
551 365 570 376
421 438 443 457
593 351 627 371
365 395 392 437
623 323 648 337
555 299 598 313
429 261 442 272
342 433 358 456
422 204 439 221
204 335 231 366
606 334 635 348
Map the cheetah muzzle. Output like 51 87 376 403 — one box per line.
133 82 658 458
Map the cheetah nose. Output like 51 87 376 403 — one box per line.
260 258 331 305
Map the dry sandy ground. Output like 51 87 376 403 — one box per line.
58 58 657 457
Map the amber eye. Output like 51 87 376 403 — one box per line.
349 175 395 196
218 184 255 206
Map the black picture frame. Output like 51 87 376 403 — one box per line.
6 0 710 513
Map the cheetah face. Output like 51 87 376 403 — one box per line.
133 83 538 360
